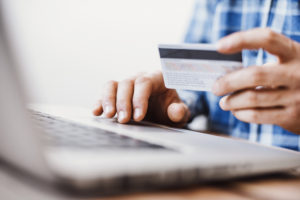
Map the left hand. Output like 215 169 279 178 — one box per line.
213 28 300 134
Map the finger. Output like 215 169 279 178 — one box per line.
217 28 296 61
232 107 286 125
116 79 134 123
93 100 103 116
132 71 170 122
219 89 289 111
145 70 168 94
101 80 118 117
132 76 153 121
167 102 190 123
213 65 287 96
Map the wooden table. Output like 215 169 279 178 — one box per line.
1 161 300 200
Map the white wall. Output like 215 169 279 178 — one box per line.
5 0 194 108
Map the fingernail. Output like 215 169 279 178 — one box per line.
118 111 126 122
134 108 142 120
104 105 113 116
104 105 112 113
219 97 227 109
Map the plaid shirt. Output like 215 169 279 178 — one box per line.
179 0 300 151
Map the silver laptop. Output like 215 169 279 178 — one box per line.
0 0 300 194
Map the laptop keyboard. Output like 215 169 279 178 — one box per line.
30 111 167 150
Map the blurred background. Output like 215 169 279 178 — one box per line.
5 0 194 108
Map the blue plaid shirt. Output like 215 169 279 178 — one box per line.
180 0 300 151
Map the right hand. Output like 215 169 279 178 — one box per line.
93 70 190 127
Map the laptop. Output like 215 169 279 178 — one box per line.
0 0 300 194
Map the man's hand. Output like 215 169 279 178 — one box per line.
213 28 300 134
93 71 190 127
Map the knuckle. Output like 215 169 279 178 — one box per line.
133 96 145 105
135 76 152 85
295 70 300 80
103 93 115 102
288 40 298 55
250 68 265 85
287 107 300 119
247 91 258 105
133 101 146 110
102 81 117 101
117 101 131 111
237 32 247 46
296 73 300 88
288 70 300 88
263 28 276 44
248 110 259 122
116 94 129 103
120 78 134 86
294 91 300 104
152 70 163 77
286 70 295 82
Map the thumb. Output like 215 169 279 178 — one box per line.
167 102 190 123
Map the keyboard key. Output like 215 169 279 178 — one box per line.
30 110 167 150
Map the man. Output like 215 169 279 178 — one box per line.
93 0 300 151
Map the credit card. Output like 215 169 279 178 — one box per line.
158 43 243 91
